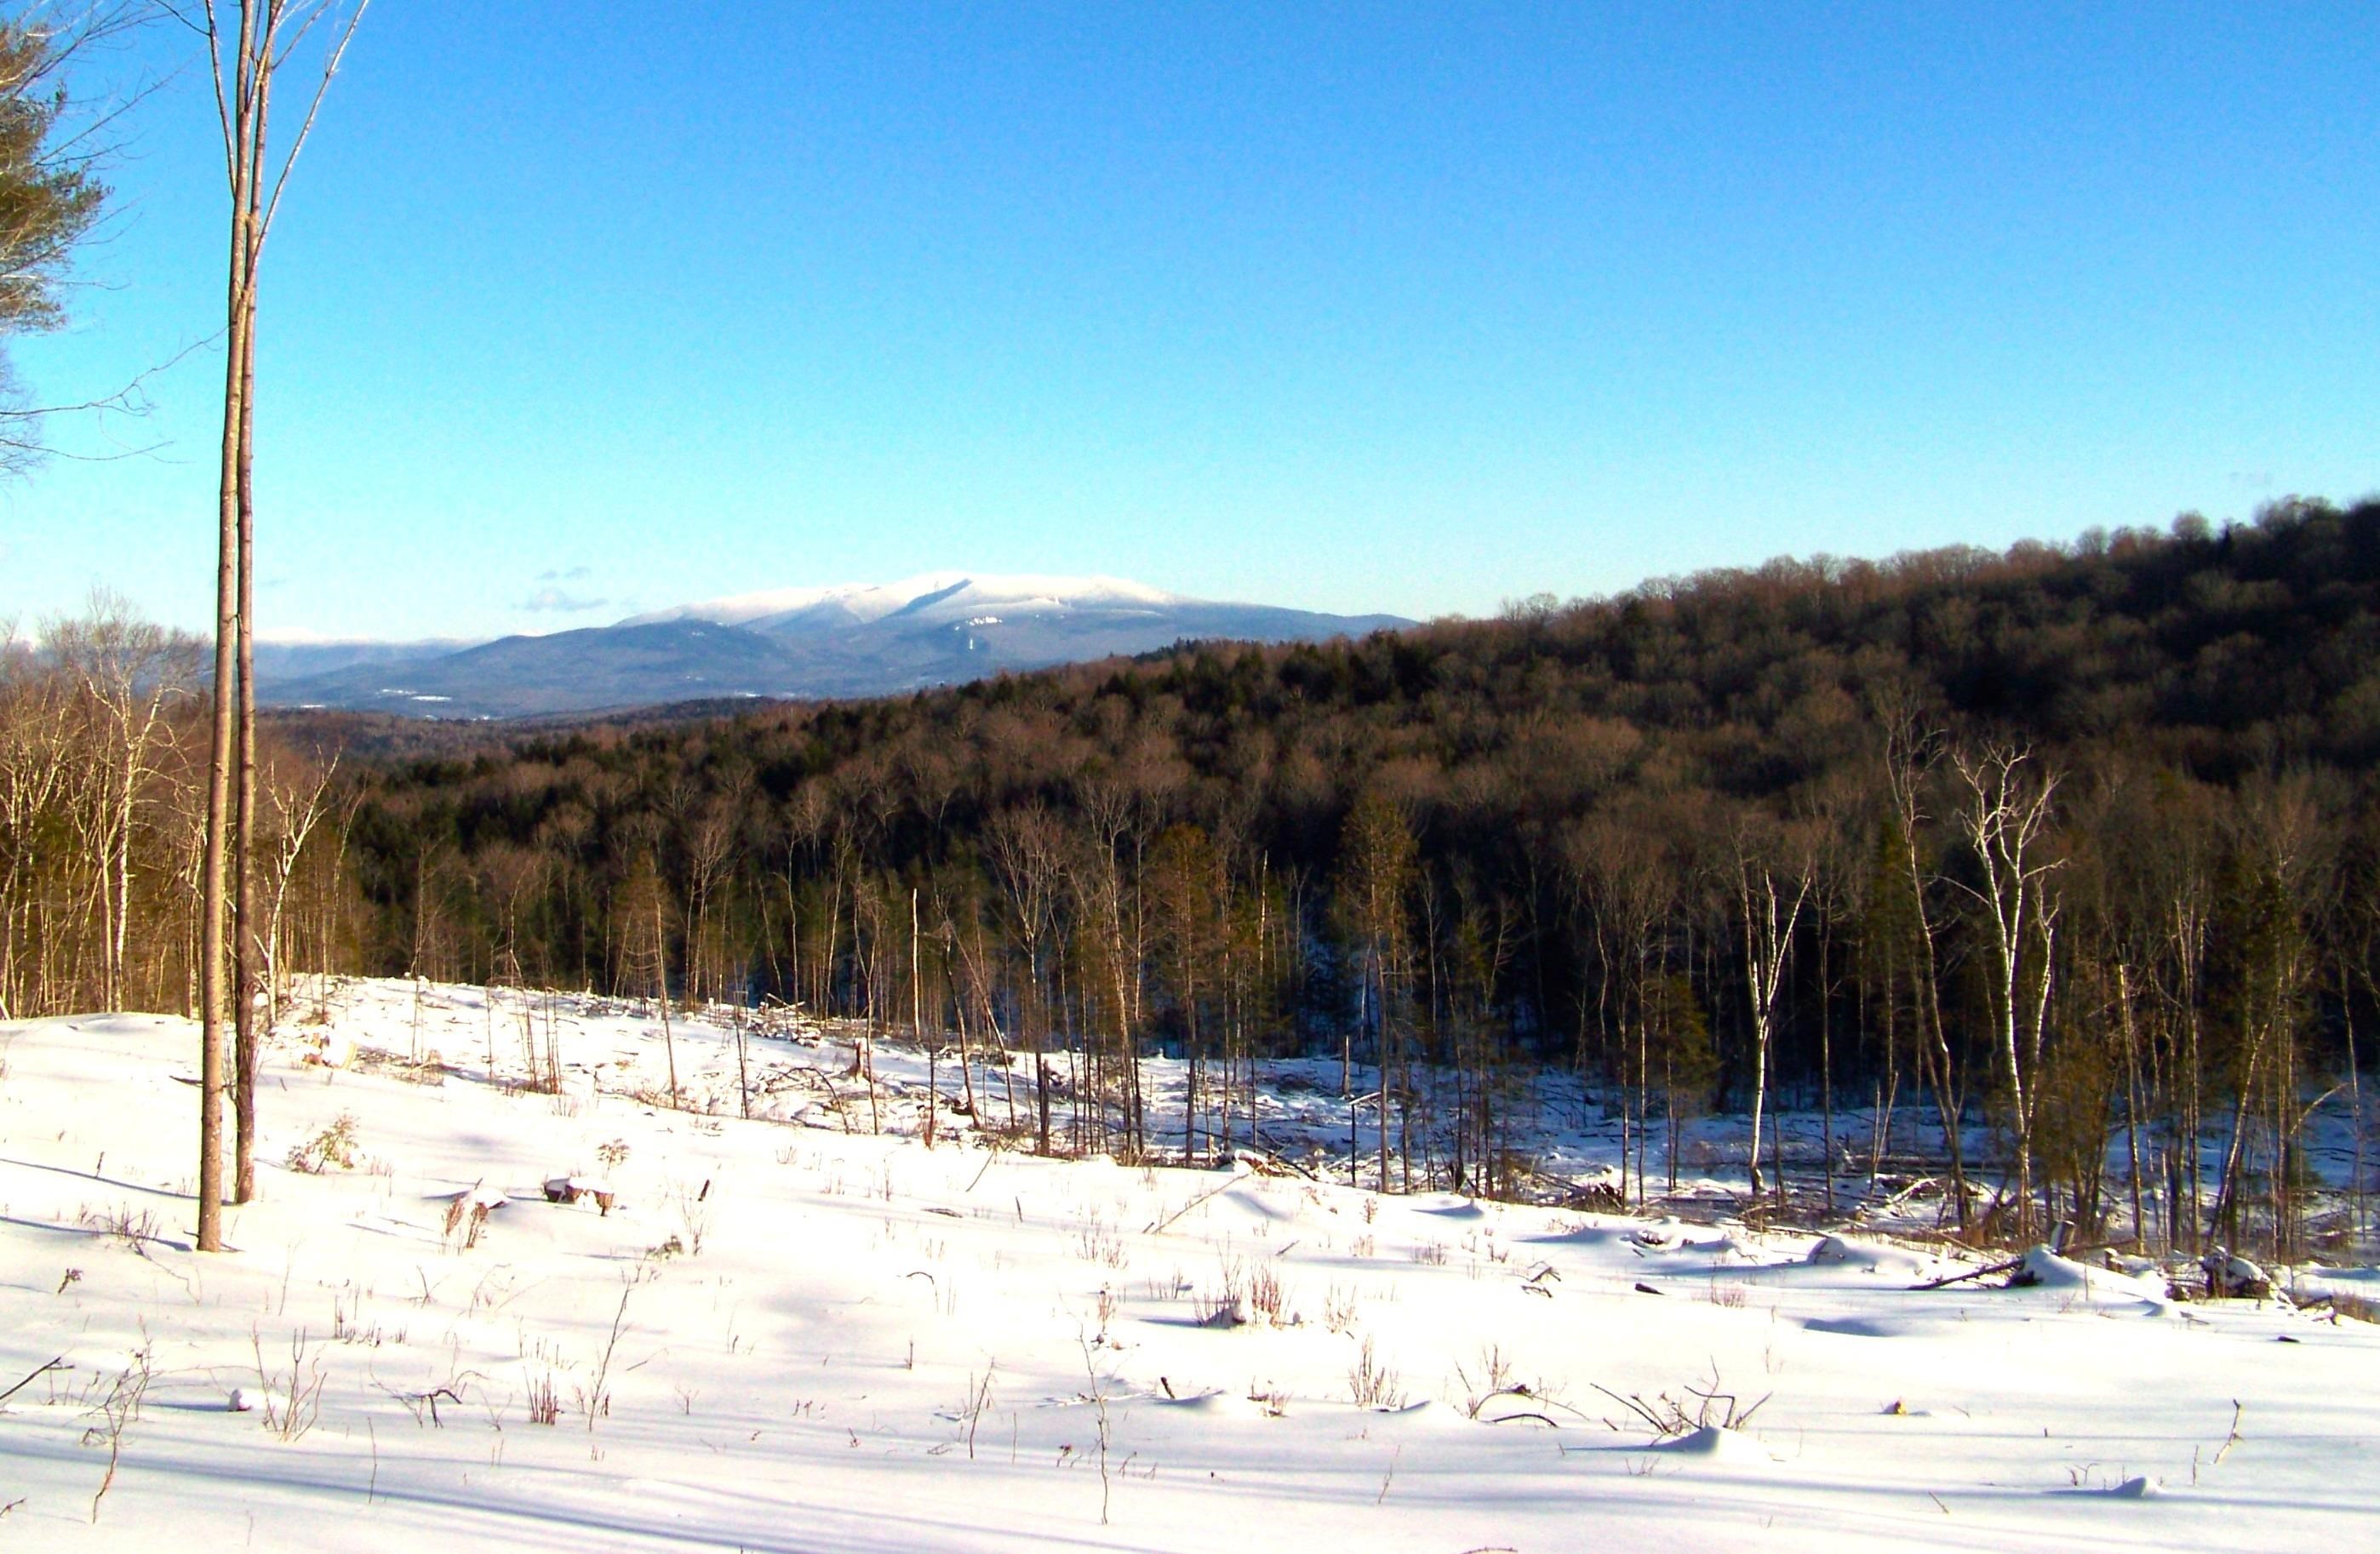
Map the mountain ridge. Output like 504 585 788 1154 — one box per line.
260 571 1410 718
620 571 1185 632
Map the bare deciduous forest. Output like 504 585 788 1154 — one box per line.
9 499 2380 1259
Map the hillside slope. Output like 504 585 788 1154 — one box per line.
2 978 2372 1550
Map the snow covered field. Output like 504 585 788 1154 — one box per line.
2 979 2375 1551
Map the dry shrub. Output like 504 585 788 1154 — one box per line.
1247 1260 1291 1327
441 1197 491 1250
1348 1335 1405 1409
285 1114 360 1174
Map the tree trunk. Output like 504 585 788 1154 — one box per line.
232 241 263 1204
914 888 930 1147
197 141 257 1254
655 892 679 1108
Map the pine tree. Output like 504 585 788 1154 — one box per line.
0 9 113 470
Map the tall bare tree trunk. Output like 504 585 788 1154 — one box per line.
195 0 371 1250
1884 717 1971 1233
1734 826 1812 1207
655 888 678 1107
915 887 932 1147
197 331 238 1246
197 42 260 1251
232 161 265 1203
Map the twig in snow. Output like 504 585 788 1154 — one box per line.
2211 1400 2244 1470
1146 1174 1241 1235
0 1357 68 1406
1908 1257 2025 1291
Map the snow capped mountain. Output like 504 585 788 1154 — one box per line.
617 581 892 630
624 573 1184 633
261 572 1409 719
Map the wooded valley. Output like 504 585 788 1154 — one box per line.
9 497 2380 1259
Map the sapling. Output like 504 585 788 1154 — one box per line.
250 1326 327 1443
83 1342 151 1523
578 1271 649 1432
1078 1339 1113 1524
954 1366 997 1460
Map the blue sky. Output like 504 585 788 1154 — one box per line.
4 3 2376 641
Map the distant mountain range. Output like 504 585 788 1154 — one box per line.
259 573 1410 719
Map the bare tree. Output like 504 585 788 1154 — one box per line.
0 622 73 1017
254 751 335 1022
1881 710 1972 1232
43 594 197 1010
1148 822 1219 1163
1731 810 1815 1205
1948 743 2063 1239
172 0 369 1247
1336 791 1416 1190
987 803 1067 1151
1566 807 1672 1207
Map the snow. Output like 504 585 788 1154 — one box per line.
621 573 1184 631
2 980 2376 1550
2014 1246 2173 1305
618 579 901 628
1805 1233 1937 1276
2293 1264 2380 1302
1646 1423 1776 1464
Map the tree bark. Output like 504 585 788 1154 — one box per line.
232 175 264 1203
197 41 260 1251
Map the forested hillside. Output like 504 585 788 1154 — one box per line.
10 498 2380 1257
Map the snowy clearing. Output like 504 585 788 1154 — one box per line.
1 979 2374 1551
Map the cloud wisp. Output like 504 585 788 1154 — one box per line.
522 586 609 614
